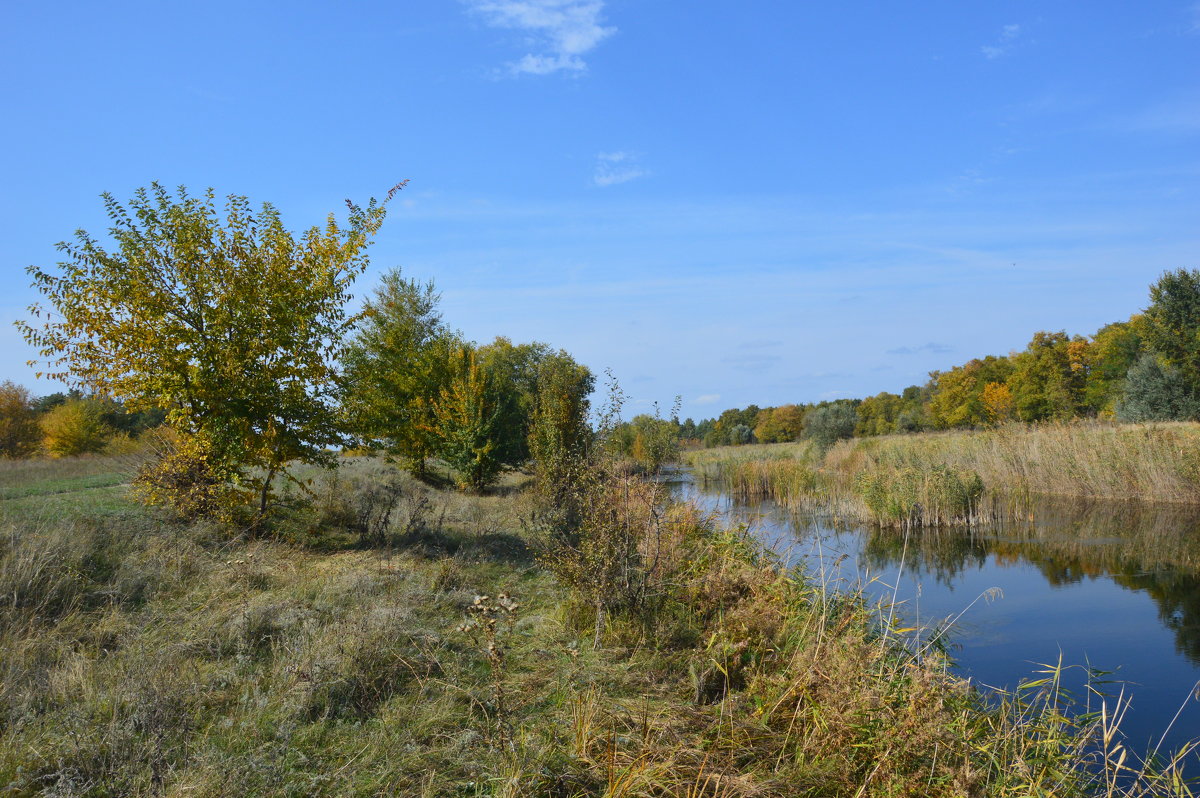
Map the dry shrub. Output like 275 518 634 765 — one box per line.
132 428 242 522
308 465 431 548
536 467 665 643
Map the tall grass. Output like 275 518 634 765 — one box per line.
688 447 996 527
826 421 1200 504
0 455 1193 795
687 421 1200 527
527 470 1197 796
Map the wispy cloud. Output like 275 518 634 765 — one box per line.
886 342 953 356
466 0 615 76
694 394 721 406
593 151 648 187
982 23 1021 59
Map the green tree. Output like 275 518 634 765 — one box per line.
928 356 1013 428
1007 331 1087 422
895 384 931 433
627 413 680 472
340 270 458 478
1142 269 1200 398
0 381 41 458
475 337 551 466
430 345 516 491
755 404 805 443
18 182 403 516
527 351 594 468
710 405 760 446
1116 353 1200 422
855 392 903 436
802 401 858 449
30 391 72 415
1084 318 1145 416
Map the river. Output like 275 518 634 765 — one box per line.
669 471 1200 762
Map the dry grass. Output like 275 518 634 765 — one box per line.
0 455 1193 795
825 421 1200 504
687 421 1200 528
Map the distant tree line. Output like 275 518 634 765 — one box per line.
683 269 1200 449
0 385 164 459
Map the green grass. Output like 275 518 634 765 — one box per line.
0 453 137 499
0 455 1192 796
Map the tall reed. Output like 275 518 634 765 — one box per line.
687 421 1200 527
825 421 1200 504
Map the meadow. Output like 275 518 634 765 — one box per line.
0 451 1194 796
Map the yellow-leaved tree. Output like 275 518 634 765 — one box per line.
980 381 1016 426
39 398 112 457
0 381 41 458
18 182 404 518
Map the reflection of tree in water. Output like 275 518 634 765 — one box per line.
1115 570 1200 666
860 529 990 586
860 499 1200 664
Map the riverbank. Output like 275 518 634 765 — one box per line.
686 421 1200 527
0 454 1193 795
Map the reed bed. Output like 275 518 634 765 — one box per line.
825 421 1200 504
687 421 1200 528
688 449 1000 527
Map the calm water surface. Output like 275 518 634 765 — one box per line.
670 472 1200 759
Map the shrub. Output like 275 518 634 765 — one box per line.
803 402 858 449
39 399 111 457
131 429 242 521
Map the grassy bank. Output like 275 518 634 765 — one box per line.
686 421 1200 526
0 455 1193 795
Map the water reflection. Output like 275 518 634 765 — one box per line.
670 474 1200 755
859 500 1200 665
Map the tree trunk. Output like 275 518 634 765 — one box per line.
258 465 277 518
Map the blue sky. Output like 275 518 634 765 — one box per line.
2 1 1197 420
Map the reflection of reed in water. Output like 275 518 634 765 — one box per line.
860 498 1200 664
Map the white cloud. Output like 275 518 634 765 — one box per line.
466 0 615 76
593 151 648 187
982 23 1021 59
694 394 721 406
